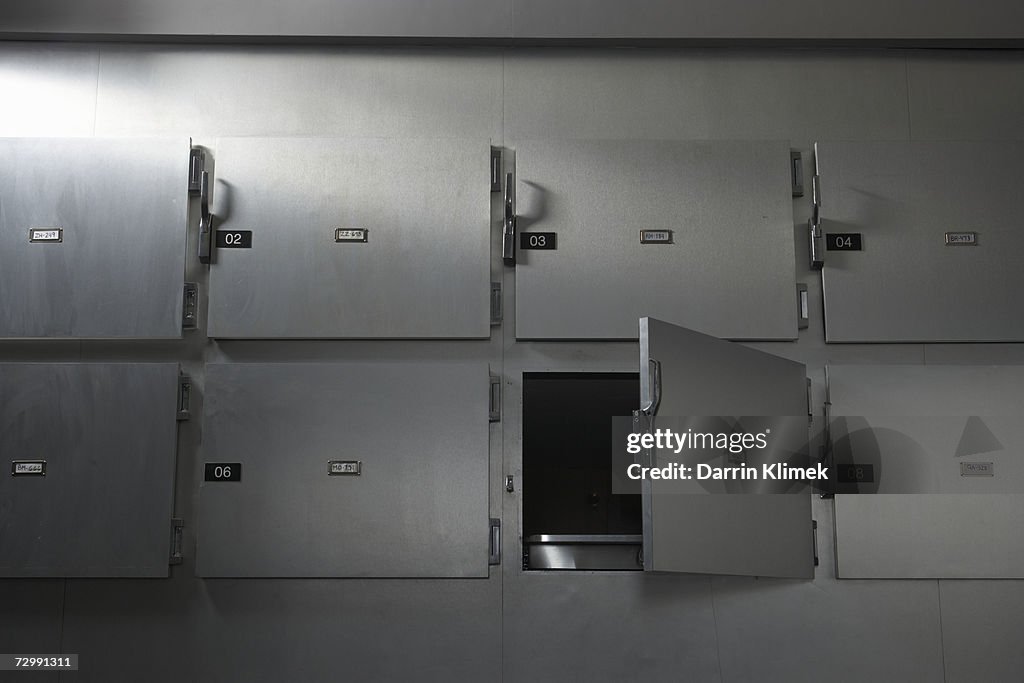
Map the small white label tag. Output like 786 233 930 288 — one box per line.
328 460 361 476
29 228 63 243
945 232 977 246
960 462 994 477
11 460 46 476
640 230 673 244
334 228 368 243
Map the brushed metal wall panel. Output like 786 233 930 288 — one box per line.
514 139 797 340
197 362 490 577
0 363 180 578
0 138 189 338
206 137 491 339
640 318 813 578
818 141 1024 342
829 364 1024 578
0 44 99 137
504 51 910 143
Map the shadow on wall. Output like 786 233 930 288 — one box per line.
1 0 152 33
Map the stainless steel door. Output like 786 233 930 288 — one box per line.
197 362 491 577
0 363 180 577
206 137 492 339
514 140 798 340
817 141 1024 342
0 138 189 338
828 364 1024 578
639 317 814 578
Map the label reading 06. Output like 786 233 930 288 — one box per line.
204 463 241 482
826 233 863 251
215 231 253 249
520 232 557 250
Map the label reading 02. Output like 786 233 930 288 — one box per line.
215 230 253 249
826 233 863 251
520 232 557 250
204 463 242 482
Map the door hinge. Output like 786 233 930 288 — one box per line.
812 519 819 567
489 518 501 565
791 150 804 197
489 374 501 422
177 374 192 421
490 281 503 325
170 518 184 565
502 171 516 266
808 145 824 270
797 283 809 330
490 147 502 193
182 282 199 330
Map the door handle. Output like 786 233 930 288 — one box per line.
198 170 213 265
641 358 661 416
502 171 516 266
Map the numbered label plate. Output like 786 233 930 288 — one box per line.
639 230 673 244
29 228 63 243
520 232 557 250
945 231 978 246
826 233 863 251
328 460 361 476
11 460 46 476
334 228 368 243
204 462 242 482
215 231 253 249
960 462 994 477
836 463 874 483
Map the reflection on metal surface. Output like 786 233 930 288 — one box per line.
524 535 642 571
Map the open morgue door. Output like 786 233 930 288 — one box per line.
638 317 815 578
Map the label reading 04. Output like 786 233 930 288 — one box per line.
826 233 863 251
215 230 253 249
520 232 557 250
204 463 241 482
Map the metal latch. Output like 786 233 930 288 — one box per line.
182 283 198 330
188 148 204 193
808 146 824 270
490 282 503 325
489 518 501 565
490 148 502 193
812 520 819 567
797 283 809 330
177 375 192 421
169 518 184 565
489 374 501 422
641 359 661 416
502 171 516 266
791 150 804 197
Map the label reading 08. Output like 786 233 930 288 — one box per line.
204 463 241 482
215 230 253 249
826 233 863 251
520 232 556 250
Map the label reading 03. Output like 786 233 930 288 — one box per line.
204 463 242 482
29 228 63 243
639 230 673 244
826 233 863 251
11 460 46 477
520 232 557 250
215 230 253 249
